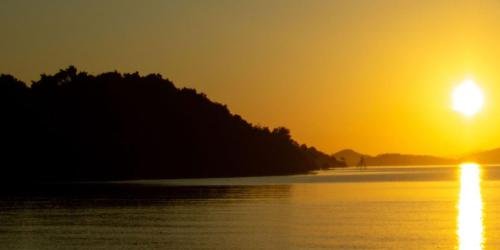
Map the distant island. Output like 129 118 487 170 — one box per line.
462 148 500 164
0 67 345 182
334 148 500 166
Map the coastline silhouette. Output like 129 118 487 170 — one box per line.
0 66 345 182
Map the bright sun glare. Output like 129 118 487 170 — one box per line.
458 163 483 250
452 80 484 117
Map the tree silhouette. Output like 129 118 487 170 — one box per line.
0 67 345 182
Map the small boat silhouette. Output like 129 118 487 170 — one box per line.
357 157 367 169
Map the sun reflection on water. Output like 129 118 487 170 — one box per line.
458 163 483 250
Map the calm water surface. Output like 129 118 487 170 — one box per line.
1 165 500 249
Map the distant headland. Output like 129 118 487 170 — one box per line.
334 148 500 166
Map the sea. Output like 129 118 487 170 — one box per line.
0 164 498 249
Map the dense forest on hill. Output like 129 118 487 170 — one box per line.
0 67 344 182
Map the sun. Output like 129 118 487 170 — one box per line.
452 79 484 117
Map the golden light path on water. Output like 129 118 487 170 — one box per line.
458 163 484 250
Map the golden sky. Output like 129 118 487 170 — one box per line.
2 0 500 156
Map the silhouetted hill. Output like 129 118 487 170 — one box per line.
335 147 500 166
333 149 368 166
0 67 344 182
463 148 500 164
334 150 457 166
368 153 457 166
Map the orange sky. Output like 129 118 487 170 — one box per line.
2 0 500 156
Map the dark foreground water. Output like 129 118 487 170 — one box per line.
1 164 499 249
